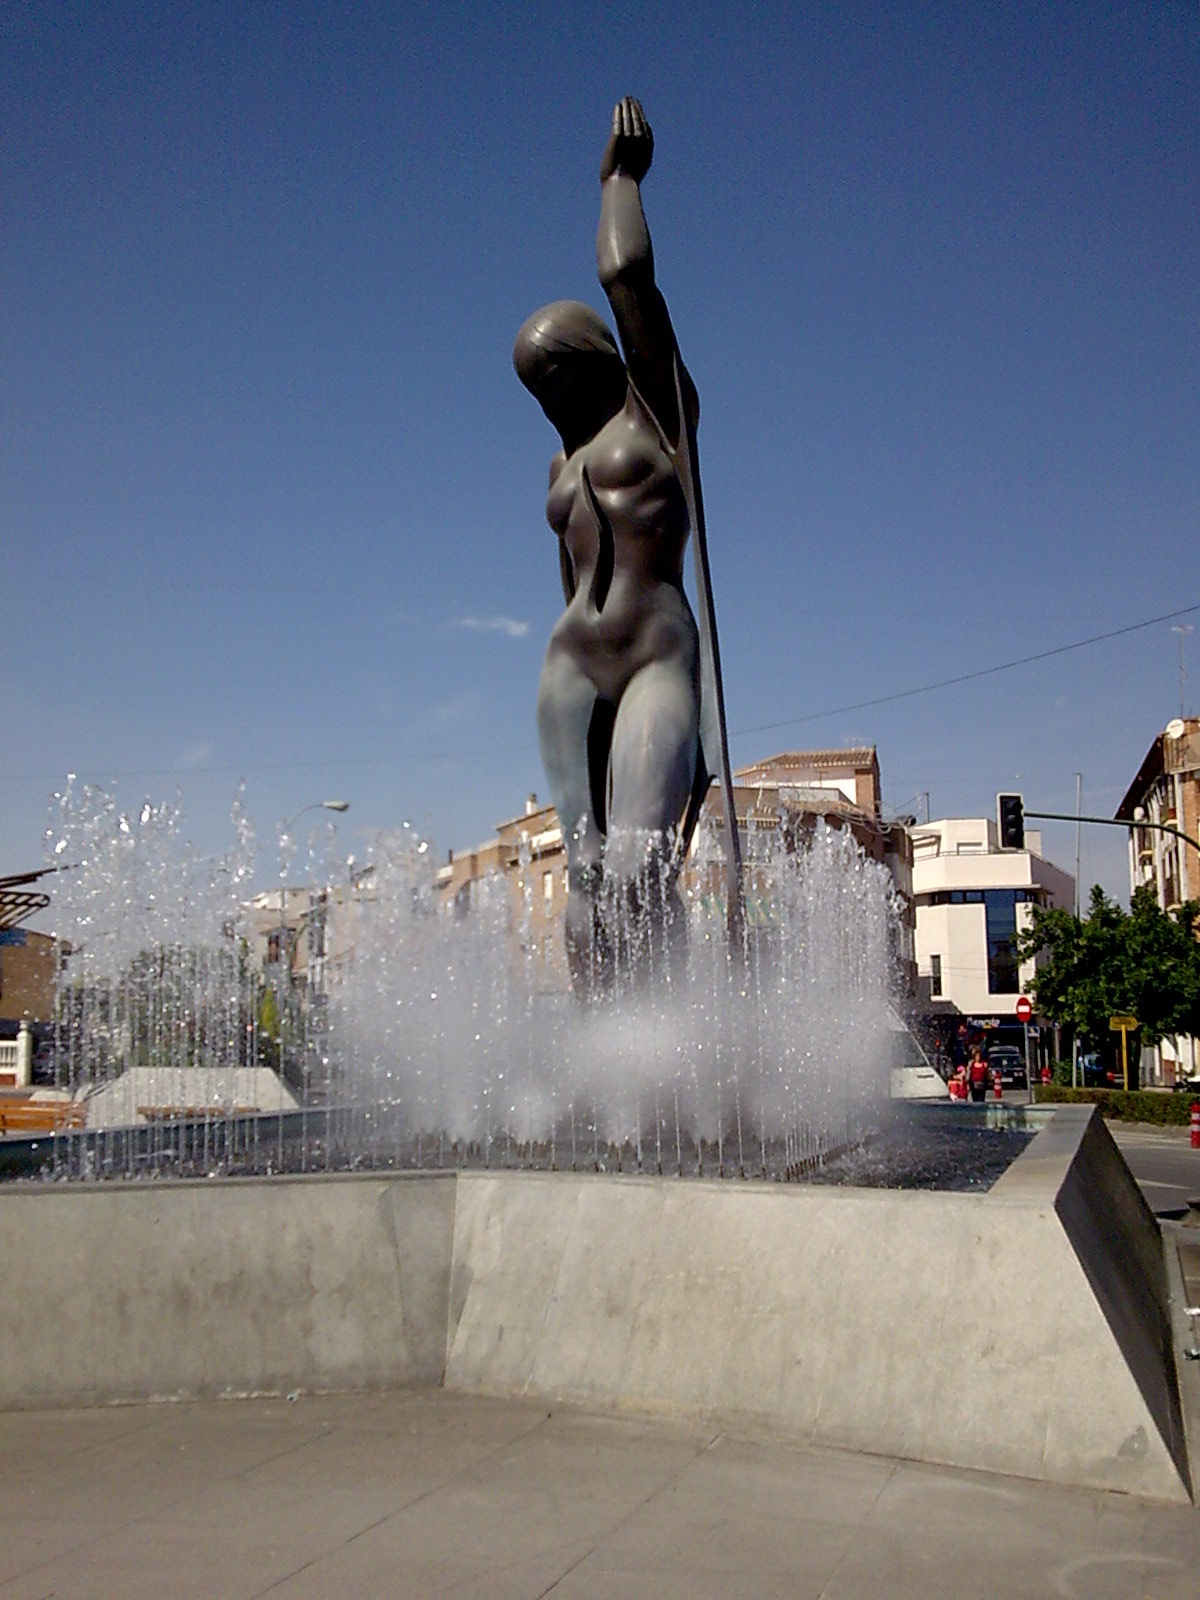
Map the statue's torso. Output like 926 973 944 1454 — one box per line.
545 398 697 697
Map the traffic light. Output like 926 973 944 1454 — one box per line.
997 793 1025 850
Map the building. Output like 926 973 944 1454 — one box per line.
436 794 570 990
908 816 1074 1066
433 749 917 998
1116 717 1200 910
712 750 915 995
0 877 70 1114
0 926 60 1031
1116 715 1200 1084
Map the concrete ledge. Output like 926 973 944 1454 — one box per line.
0 1172 455 1408
444 1107 1190 1502
0 1106 1189 1501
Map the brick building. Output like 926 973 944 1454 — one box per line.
433 749 917 997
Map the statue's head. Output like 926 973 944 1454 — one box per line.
513 301 626 447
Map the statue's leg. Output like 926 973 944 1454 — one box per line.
606 657 700 984
537 647 610 996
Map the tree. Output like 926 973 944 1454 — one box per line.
257 985 282 1072
1016 885 1200 1082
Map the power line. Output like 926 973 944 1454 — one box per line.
4 601 1197 788
732 602 1200 740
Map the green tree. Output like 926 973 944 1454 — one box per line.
257 985 282 1072
1016 886 1200 1083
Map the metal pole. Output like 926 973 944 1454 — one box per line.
276 801 349 1116
1027 810 1200 857
1073 774 1082 920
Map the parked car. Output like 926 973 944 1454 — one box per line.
987 1045 1026 1089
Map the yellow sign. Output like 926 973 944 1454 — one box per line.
1108 1015 1139 1092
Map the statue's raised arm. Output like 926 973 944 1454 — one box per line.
596 98 698 450
513 97 737 999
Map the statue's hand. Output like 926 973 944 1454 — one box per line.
600 96 653 183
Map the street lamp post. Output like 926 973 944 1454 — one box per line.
276 801 349 1091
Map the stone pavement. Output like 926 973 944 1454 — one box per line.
1 1388 1197 1599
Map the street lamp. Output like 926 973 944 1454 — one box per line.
277 800 349 965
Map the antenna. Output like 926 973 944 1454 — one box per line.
1172 624 1192 718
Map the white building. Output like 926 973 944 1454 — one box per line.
909 817 1075 1028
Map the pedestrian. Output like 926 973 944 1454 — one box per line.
968 1047 989 1103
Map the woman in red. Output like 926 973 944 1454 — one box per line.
968 1048 989 1103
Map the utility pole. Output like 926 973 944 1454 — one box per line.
1072 772 1082 1089
1073 773 1082 920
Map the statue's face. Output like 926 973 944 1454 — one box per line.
514 301 626 442
515 322 626 446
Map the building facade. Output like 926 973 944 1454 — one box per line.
909 816 1075 1064
1116 717 1200 910
1116 716 1200 1084
0 927 59 1029
432 749 917 999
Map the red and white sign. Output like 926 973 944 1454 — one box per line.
1015 995 1033 1023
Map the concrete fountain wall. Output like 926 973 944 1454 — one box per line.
0 1105 1191 1502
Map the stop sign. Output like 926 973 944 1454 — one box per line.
1015 996 1033 1022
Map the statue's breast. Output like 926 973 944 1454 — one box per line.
546 412 682 540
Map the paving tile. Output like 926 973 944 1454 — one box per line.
2 1392 1199 1600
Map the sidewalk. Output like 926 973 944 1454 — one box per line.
1 1389 1197 1599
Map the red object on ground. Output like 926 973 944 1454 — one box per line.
1191 1101 1200 1150
993 1069 1003 1100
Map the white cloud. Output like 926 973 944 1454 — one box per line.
178 741 215 770
453 614 529 639
406 692 477 737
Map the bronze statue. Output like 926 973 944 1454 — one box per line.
514 98 740 996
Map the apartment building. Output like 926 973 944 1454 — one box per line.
909 816 1074 1058
1116 715 1200 1084
1116 716 1200 909
434 749 917 996
715 750 915 993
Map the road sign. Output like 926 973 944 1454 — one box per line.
1108 1015 1139 1092
1015 996 1033 1022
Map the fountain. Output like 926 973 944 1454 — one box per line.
22 773 900 1183
0 99 1190 1510
18 99 907 1182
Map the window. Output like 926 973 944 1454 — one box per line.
917 889 1036 908
930 954 942 997
543 870 554 903
984 890 1020 993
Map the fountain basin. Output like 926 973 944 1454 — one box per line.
0 1104 1189 1501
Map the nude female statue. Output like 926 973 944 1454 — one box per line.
514 98 736 995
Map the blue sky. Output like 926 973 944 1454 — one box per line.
3 2 1197 909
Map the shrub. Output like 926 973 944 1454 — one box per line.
1033 1084 1194 1126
